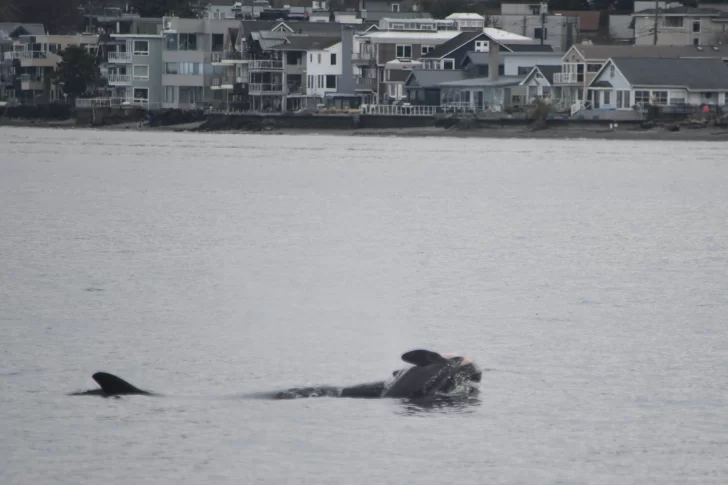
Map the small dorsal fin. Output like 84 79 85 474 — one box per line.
401 349 446 367
92 372 150 395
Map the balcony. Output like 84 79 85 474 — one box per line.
355 76 377 90
553 72 579 84
249 83 284 94
249 59 283 71
211 76 239 89
4 51 47 61
108 51 132 63
211 52 248 64
353 50 376 64
107 73 132 85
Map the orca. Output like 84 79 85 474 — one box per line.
69 350 481 400
275 349 482 400
69 372 156 397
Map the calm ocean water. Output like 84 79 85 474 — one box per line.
1 126 728 485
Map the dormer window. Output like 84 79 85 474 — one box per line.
474 40 489 52
391 3 400 12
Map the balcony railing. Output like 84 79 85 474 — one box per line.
249 59 283 70
211 52 245 63
107 74 132 85
359 104 438 116
75 97 162 110
108 51 132 63
553 72 579 84
211 76 238 87
249 83 284 94
355 76 377 87
353 51 376 61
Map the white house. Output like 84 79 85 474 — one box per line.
306 39 345 98
519 65 560 102
587 56 728 110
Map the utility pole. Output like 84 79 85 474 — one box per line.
539 1 547 46
653 0 659 45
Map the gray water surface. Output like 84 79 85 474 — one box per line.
2 127 728 484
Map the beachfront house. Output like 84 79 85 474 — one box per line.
519 64 560 103
551 43 728 112
586 57 728 111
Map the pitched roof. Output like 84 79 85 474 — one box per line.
270 35 340 50
421 31 484 59
601 57 728 90
386 69 412 82
276 21 347 36
404 69 467 88
0 23 46 37
502 43 553 52
573 43 728 61
534 65 560 84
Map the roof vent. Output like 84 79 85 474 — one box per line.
696 45 704 51
712 46 719 51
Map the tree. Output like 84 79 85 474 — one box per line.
53 45 102 101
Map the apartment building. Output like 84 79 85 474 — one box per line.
160 17 240 109
103 34 164 108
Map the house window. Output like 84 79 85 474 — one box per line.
309 53 313 63
331 53 336 65
133 65 149 80
179 62 201 75
326 75 336 89
587 63 601 72
164 62 178 74
693 20 701 33
442 59 454 70
396 44 412 59
179 34 197 51
391 3 400 12
164 86 175 103
474 40 489 52
534 28 547 40
634 90 650 105
165 33 178 51
517 66 531 75
318 53 322 63
307 75 312 89
663 17 683 28
651 91 668 105
670 92 686 105
133 87 148 100
693 37 700 46
133 40 149 55
603 90 611 105
421 45 435 55
616 90 630 108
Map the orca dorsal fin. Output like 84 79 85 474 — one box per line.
92 372 150 395
401 349 447 367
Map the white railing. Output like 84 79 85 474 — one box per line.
211 52 245 63
74 97 161 110
571 100 583 116
353 50 375 61
107 74 132 85
360 104 439 116
108 51 132 62
249 83 284 93
249 59 283 70
355 76 376 86
554 72 578 84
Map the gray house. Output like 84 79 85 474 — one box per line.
161 17 240 109
105 33 164 108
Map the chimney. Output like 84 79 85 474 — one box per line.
488 41 499 81
337 25 355 94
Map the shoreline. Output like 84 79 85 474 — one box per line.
3 118 728 142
